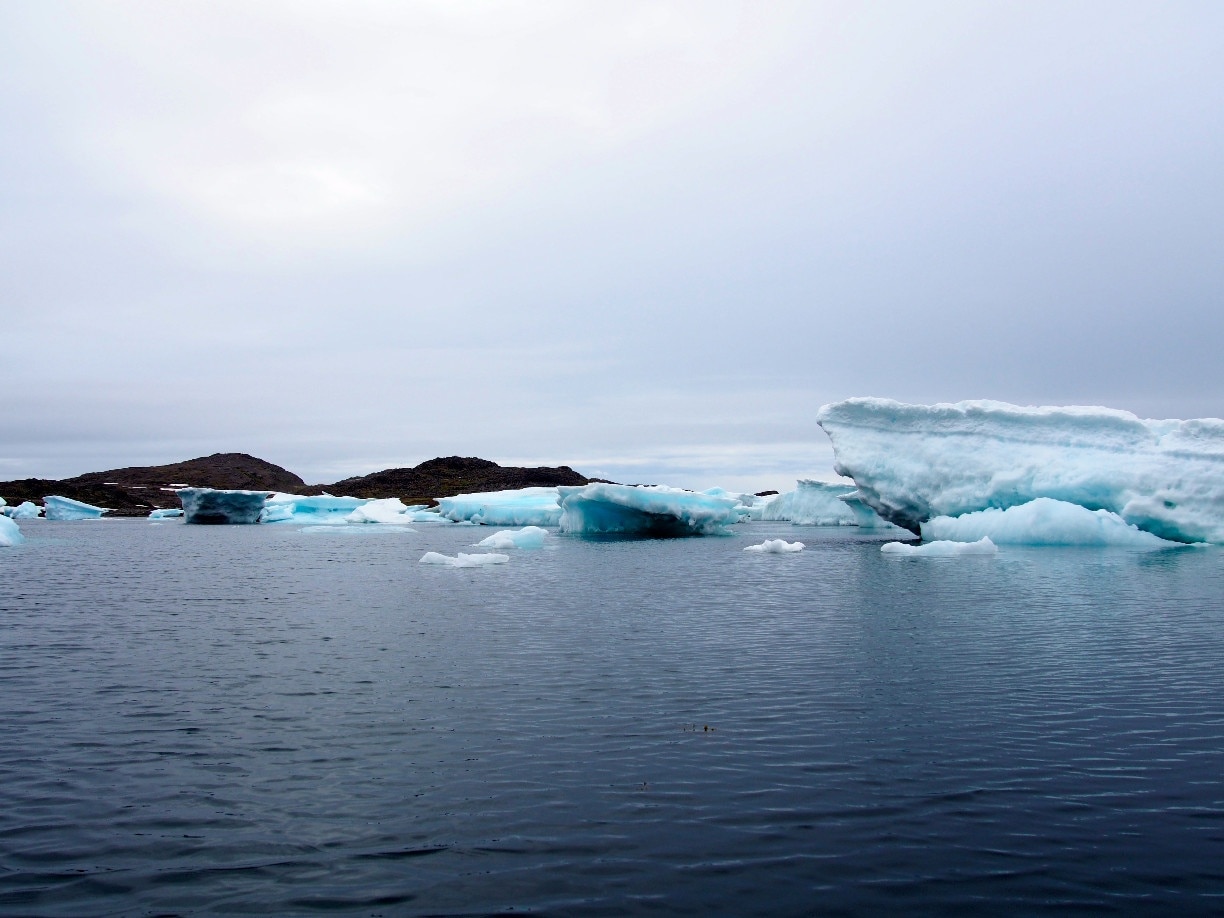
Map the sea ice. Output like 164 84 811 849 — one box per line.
418 551 510 567
178 488 267 524
558 483 744 536
0 516 24 547
817 398 1224 544
5 501 41 519
435 487 562 526
744 539 805 553
148 508 183 519
476 526 548 549
260 493 369 524
43 495 106 520
921 498 1184 548
881 537 998 557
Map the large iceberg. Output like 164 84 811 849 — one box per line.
178 488 267 524
0 516 24 547
436 487 562 526
261 493 369 524
558 483 744 536
5 501 41 519
817 398 1224 544
43 495 106 520
922 498 1183 548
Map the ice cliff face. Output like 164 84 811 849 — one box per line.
178 488 268 524
816 398 1224 544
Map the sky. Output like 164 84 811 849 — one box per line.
3 1 1222 492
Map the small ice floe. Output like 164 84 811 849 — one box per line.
0 516 24 547
881 537 998 557
743 539 805 553
476 526 548 550
419 551 510 567
148 508 183 519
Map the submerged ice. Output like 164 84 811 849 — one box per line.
817 398 1224 544
558 483 744 536
476 526 548 549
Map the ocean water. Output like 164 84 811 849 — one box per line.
2 519 1223 916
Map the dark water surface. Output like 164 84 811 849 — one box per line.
2 519 1223 915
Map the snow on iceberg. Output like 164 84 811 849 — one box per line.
260 493 369 524
178 488 267 524
476 526 548 549
148 508 183 519
881 537 998 557
43 495 106 520
558 483 744 536
0 516 24 547
346 497 419 524
419 551 510 567
435 487 562 526
921 498 1185 548
744 538 805 553
817 398 1224 544
6 501 41 519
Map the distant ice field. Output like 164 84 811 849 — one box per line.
2 519 1224 915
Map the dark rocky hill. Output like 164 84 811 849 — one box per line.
0 454 590 516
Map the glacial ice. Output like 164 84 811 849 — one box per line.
435 487 562 526
261 493 369 524
148 508 183 519
744 539 805 553
43 495 106 520
476 526 548 549
921 498 1183 548
558 483 744 536
760 480 859 526
817 398 1224 544
6 501 41 519
0 516 24 547
419 551 510 567
178 488 267 524
881 537 998 557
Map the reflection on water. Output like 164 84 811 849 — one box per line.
1 519 1222 915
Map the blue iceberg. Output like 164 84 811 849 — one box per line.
43 495 106 520
558 483 744 536
178 488 267 524
4 501 41 519
0 516 24 547
436 487 562 526
260 493 370 524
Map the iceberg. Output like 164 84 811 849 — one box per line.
921 498 1185 548
178 488 267 524
881 537 998 557
435 487 562 526
476 526 548 549
760 480 859 525
346 497 417 524
817 398 1224 544
260 493 369 524
743 538 805 553
0 516 24 547
6 501 42 519
43 495 106 520
418 551 510 567
148 508 184 519
558 483 744 536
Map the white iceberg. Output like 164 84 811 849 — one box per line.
558 483 744 536
148 508 183 519
178 488 267 524
260 493 370 524
43 495 106 520
744 538 805 553
760 480 858 525
418 551 510 567
435 487 562 526
5 501 42 519
881 537 998 557
476 526 548 549
817 398 1224 544
346 497 418 524
921 498 1184 548
0 516 24 547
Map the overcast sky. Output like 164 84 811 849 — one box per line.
3 1 1222 491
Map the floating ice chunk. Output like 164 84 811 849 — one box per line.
476 526 548 549
148 508 183 519
0 496 5 507
260 493 369 524
6 501 41 519
0 516 24 547
346 497 416 524
881 537 998 557
178 488 267 524
760 480 859 525
558 483 744 536
921 498 1184 548
435 487 562 526
418 551 510 567
43 495 106 520
744 538 805 553
817 398 1224 544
